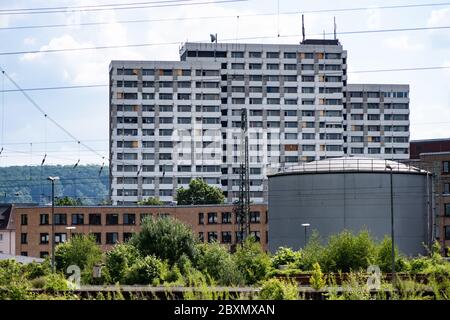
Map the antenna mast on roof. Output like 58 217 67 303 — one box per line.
301 14 305 42
334 16 337 40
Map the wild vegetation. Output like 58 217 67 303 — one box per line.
1 218 449 300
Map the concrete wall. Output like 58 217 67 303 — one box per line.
268 172 428 256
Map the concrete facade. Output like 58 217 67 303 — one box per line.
268 157 431 256
109 40 410 205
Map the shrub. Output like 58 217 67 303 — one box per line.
125 255 165 285
0 259 31 300
195 242 244 286
55 235 102 276
375 236 408 273
42 273 70 292
321 230 377 272
105 243 140 283
271 247 302 269
24 260 51 280
258 278 298 300
131 216 198 265
233 238 271 285
296 231 326 270
310 262 326 290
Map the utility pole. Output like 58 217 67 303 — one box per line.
386 165 395 282
47 176 59 273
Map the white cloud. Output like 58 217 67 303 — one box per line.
23 37 37 46
383 35 424 52
427 8 450 26
365 8 381 29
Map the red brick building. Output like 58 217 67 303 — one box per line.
12 204 268 258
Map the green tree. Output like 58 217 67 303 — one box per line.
195 242 244 286
137 197 163 205
125 255 166 285
310 262 326 290
176 178 225 205
322 230 377 272
233 237 271 285
105 243 140 283
55 196 82 206
55 235 102 279
297 230 326 271
258 278 299 300
131 216 198 265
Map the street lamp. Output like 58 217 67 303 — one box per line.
301 223 311 247
65 226 76 239
47 176 59 273
386 165 395 282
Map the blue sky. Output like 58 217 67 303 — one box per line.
0 0 449 166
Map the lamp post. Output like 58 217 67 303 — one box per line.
301 223 310 247
47 176 59 273
386 165 395 282
65 226 76 240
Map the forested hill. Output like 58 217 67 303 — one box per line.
0 165 109 205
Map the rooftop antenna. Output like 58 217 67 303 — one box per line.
334 16 337 40
210 33 217 43
323 30 325 40
301 14 305 42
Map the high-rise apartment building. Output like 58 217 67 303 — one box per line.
109 39 410 205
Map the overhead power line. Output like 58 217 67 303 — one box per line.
2 25 450 56
0 67 108 162
1 65 449 94
2 2 450 31
0 0 247 15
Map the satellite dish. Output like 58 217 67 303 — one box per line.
210 33 217 43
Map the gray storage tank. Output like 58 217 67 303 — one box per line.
268 157 433 256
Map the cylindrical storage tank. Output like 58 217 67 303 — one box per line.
268 157 432 256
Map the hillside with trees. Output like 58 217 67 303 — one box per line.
0 165 109 205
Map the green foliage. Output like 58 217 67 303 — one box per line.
42 273 70 292
258 278 299 300
271 247 302 269
310 262 326 290
55 234 102 282
375 236 408 273
195 242 244 286
131 216 198 265
24 260 51 280
0 259 31 300
138 197 163 205
321 230 377 272
55 196 82 206
296 230 326 270
125 255 166 285
176 178 225 205
233 238 271 285
105 243 140 284
0 165 108 205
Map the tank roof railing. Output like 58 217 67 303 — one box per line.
267 158 430 176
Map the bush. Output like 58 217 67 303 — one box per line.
125 255 165 285
310 262 326 290
24 260 51 280
42 273 70 292
271 247 302 269
321 230 377 272
375 236 408 273
105 243 140 283
131 216 198 265
258 278 298 300
233 238 271 285
195 242 244 286
296 231 326 270
55 235 102 276
0 259 31 300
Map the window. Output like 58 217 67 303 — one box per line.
207 212 218 224
21 252 28 256
21 233 27 244
235 231 244 243
198 212 204 225
123 233 133 242
21 214 28 225
231 51 244 58
231 63 244 70
249 51 262 58
106 232 119 244
222 212 232 224
443 161 450 174
40 233 49 244
250 211 261 223
445 203 450 217
284 52 296 59
250 231 261 242
71 214 84 225
40 252 49 259
444 183 450 195
89 213 102 225
266 52 279 58
39 214 49 225
106 214 119 225
123 213 136 225
302 87 314 94
445 226 450 240
284 64 297 70
266 63 279 70
55 233 67 244
198 232 204 242
207 232 218 243
221 232 232 244
54 214 67 225
91 233 102 244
